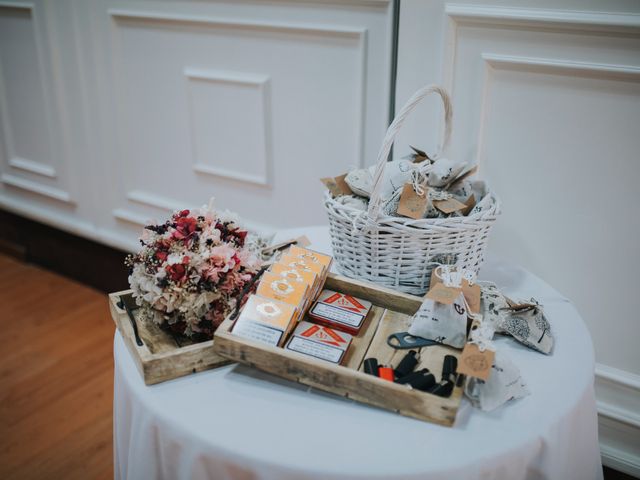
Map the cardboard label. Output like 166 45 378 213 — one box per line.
321 174 352 197
463 283 481 314
458 343 495 380
462 193 476 216
410 145 430 163
397 183 428 219
448 165 478 188
430 269 481 313
425 283 463 305
433 197 467 214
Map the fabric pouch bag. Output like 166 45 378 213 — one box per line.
480 284 511 331
408 293 468 349
501 304 554 355
464 350 529 411
480 285 554 355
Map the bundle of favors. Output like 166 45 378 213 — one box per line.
323 148 494 220
232 245 371 364
408 265 554 411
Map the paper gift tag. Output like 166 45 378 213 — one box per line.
447 165 478 189
458 343 494 380
397 183 428 219
433 197 467 214
410 145 430 163
321 174 352 197
429 269 481 313
425 283 463 305
462 193 476 216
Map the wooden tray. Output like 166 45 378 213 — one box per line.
213 274 465 426
109 290 231 385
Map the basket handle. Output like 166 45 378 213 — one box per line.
367 85 452 220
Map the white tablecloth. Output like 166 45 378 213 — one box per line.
114 226 602 480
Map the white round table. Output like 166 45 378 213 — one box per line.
114 226 603 480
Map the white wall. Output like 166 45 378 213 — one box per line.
394 0 640 475
0 0 394 251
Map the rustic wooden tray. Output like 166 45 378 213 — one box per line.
109 290 232 385
213 274 465 426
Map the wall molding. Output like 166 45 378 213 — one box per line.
185 68 272 187
8 157 57 178
0 192 139 252
108 8 367 38
445 4 640 33
108 8 368 169
1 173 73 203
595 363 640 477
127 190 185 213
112 208 151 228
482 53 640 80
0 1 33 12
474 51 640 174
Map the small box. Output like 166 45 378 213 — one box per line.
286 245 332 276
285 321 352 364
256 271 308 316
269 262 317 289
269 262 318 312
232 295 298 346
308 289 372 335
279 253 325 298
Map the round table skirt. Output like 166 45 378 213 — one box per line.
114 226 603 480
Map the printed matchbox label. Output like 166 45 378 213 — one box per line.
286 337 344 363
309 290 372 329
233 319 283 346
285 321 352 364
232 295 297 346
310 303 364 327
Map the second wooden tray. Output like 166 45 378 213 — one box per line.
109 291 232 385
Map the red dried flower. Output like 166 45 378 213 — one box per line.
166 263 187 283
173 216 198 241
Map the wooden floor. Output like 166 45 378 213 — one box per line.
0 254 114 480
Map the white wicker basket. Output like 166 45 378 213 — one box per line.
324 85 501 295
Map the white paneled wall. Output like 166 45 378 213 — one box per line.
0 0 394 251
395 0 640 475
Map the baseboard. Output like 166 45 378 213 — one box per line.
0 208 130 293
596 364 640 478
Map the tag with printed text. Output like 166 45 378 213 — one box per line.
462 194 476 216
433 197 467 214
458 343 495 380
429 269 481 313
425 283 462 305
321 174 352 197
397 183 428 219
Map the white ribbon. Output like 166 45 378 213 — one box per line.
435 264 477 288
408 160 433 197
469 320 497 352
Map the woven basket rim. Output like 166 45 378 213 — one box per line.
324 190 501 228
